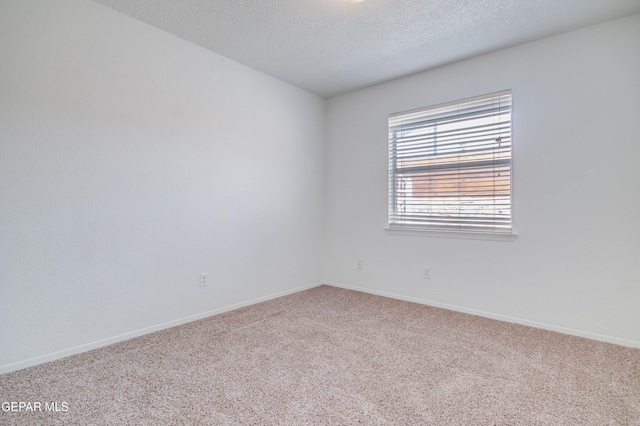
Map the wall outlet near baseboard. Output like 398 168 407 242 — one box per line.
199 273 208 287
357 259 363 270
423 267 431 279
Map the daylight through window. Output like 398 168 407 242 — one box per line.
388 91 512 233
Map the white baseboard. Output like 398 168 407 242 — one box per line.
0 282 324 375
325 281 640 349
4 280 635 375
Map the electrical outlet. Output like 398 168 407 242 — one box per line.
199 273 208 287
357 259 363 270
423 267 431 279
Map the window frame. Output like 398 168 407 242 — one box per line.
387 90 515 240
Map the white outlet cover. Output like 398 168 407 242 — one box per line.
424 268 431 279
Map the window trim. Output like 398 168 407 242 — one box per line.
384 226 517 241
388 90 514 236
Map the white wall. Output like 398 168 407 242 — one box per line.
0 0 325 370
324 15 640 346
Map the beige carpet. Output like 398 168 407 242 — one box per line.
1 285 639 425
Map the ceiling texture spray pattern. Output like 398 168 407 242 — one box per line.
90 0 640 97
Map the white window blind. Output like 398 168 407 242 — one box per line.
388 91 512 233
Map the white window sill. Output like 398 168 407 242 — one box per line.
384 227 517 242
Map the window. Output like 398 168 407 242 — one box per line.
388 91 512 234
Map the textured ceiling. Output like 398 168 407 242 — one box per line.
90 0 640 98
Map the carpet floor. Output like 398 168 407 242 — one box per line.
1 285 639 425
